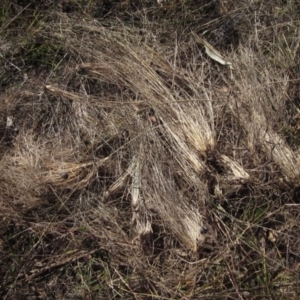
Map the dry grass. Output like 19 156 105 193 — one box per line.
1 0 300 299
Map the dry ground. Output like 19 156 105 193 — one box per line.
1 0 300 299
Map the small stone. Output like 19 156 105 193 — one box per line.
60 172 68 180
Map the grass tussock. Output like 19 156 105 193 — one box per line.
1 0 300 299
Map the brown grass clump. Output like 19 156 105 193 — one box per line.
1 0 300 299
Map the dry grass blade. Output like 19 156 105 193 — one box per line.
1 1 300 299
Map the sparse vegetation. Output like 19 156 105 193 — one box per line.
1 0 300 299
